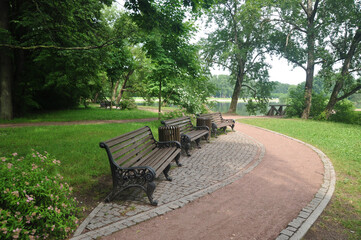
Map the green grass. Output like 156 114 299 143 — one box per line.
0 121 162 193
238 118 361 239
0 106 158 124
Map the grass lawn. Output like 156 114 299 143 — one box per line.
238 118 361 239
0 121 162 197
0 105 158 124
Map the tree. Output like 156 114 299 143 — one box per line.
125 0 214 116
202 0 274 114
272 0 333 119
0 0 13 120
319 0 361 119
0 0 113 119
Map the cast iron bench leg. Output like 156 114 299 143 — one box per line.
195 138 201 149
163 164 172 181
146 182 158 206
175 152 182 167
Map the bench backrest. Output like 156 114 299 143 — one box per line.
161 116 193 134
199 112 224 125
99 126 156 168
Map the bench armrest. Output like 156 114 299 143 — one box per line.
195 126 209 131
157 141 181 149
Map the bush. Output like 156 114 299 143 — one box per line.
329 100 360 124
286 85 328 118
161 109 189 120
118 98 137 110
0 151 81 239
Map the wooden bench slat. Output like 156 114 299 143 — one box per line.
154 149 181 176
143 148 176 173
110 133 152 154
105 127 149 147
118 141 154 168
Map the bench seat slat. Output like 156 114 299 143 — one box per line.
119 141 154 168
154 149 181 176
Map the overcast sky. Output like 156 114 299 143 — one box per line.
210 58 306 86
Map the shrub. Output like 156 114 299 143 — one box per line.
286 85 328 118
329 100 360 124
0 151 81 239
161 109 189 120
118 98 137 110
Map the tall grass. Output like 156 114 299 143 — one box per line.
239 118 361 239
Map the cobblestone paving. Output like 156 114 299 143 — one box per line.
72 131 263 239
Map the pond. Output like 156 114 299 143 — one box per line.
208 101 259 116
137 100 267 116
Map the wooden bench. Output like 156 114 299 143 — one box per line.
161 116 209 156
100 101 111 109
198 112 235 137
267 104 288 116
99 126 181 206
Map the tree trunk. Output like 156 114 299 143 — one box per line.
228 65 245 113
112 80 120 102
324 85 340 118
116 70 134 104
228 75 242 113
0 0 13 120
301 0 316 119
323 28 361 119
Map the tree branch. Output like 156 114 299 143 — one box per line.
311 0 321 21
286 57 307 71
299 2 308 16
0 39 115 51
349 68 361 73
337 85 361 101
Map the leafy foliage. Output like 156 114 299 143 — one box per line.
202 0 275 113
0 151 81 239
118 97 137 110
328 100 361 125
2 0 114 115
286 83 328 118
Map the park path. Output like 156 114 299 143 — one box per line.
2 114 334 239
97 116 331 240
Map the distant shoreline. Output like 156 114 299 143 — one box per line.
133 97 280 103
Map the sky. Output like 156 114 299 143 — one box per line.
210 58 306 86
194 17 306 86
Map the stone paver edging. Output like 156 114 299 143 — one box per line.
242 124 336 240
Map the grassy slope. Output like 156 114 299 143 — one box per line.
239 118 361 239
